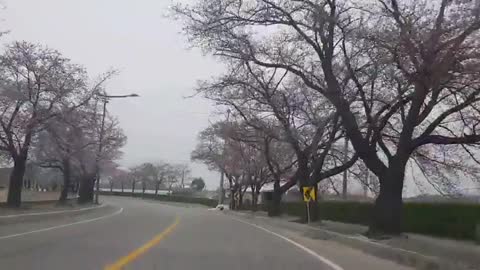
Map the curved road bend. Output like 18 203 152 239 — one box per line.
0 196 410 270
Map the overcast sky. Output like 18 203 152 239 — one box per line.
2 0 224 189
3 0 479 197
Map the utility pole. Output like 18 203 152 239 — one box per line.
94 98 108 205
218 109 231 205
94 92 139 205
181 166 185 189
342 137 348 200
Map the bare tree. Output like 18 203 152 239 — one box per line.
165 165 183 193
107 167 130 193
175 0 480 234
33 109 96 203
191 122 227 176
192 119 296 211
130 162 170 195
0 42 97 206
225 121 295 211
195 58 357 218
127 166 140 194
74 108 126 203
152 163 169 195
191 121 243 208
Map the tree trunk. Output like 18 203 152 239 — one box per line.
268 189 282 216
369 164 405 236
121 181 124 193
230 189 236 210
251 185 256 211
59 158 71 203
255 190 261 211
7 156 27 207
342 137 349 200
78 175 95 204
238 189 244 209
70 178 76 193
142 181 146 198
155 182 159 195
131 181 135 194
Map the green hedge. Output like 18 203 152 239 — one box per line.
278 201 480 240
103 191 218 208
103 191 480 240
403 202 480 240
279 201 372 225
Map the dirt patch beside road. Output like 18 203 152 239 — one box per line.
0 189 62 203
0 189 78 216
0 200 82 216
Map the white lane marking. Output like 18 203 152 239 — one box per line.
232 217 344 270
235 213 435 264
0 207 123 240
0 204 105 218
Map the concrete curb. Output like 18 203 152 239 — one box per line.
0 204 107 226
227 211 473 270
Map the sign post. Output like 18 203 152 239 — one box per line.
302 186 316 224
306 199 311 224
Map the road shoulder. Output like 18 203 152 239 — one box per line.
225 210 414 270
0 203 121 239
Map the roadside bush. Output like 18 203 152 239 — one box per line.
237 203 267 212
102 191 217 208
319 201 372 225
476 224 480 244
268 200 480 240
280 201 372 225
403 202 480 240
154 195 217 207
103 190 480 240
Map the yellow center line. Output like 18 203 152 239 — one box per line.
104 217 180 270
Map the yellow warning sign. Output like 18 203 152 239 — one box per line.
302 186 316 202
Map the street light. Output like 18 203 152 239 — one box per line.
97 93 140 98
94 92 139 204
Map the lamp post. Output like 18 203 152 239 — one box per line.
94 92 139 204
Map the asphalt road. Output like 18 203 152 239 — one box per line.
0 196 411 270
